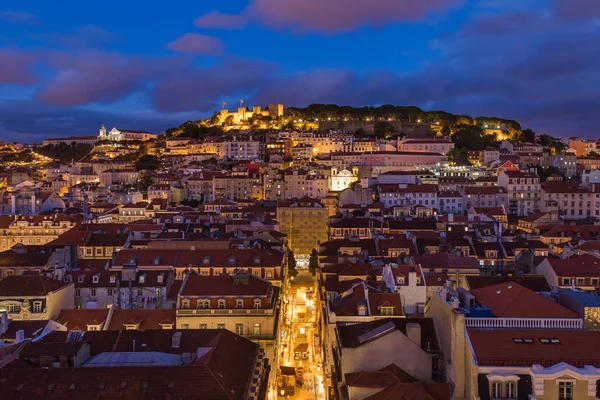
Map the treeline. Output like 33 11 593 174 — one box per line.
35 143 93 162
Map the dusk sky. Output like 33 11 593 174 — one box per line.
0 0 598 142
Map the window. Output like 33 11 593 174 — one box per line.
181 299 190 309
491 382 502 399
558 380 573 400
32 301 42 313
235 323 244 335
137 289 143 296
562 278 570 285
576 278 585 286
198 299 209 309
379 306 394 316
505 382 516 399
253 323 261 336
76 289 81 297
181 323 189 329
236 299 244 309
199 324 207 329
253 298 261 309
592 278 599 286
91 289 96 297
217 323 225 329
218 299 226 309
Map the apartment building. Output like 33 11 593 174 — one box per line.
176 270 279 343
464 186 508 209
397 138 454 155
539 179 594 219
0 275 74 320
0 215 79 252
497 170 540 216
283 169 329 199
212 173 262 201
277 197 329 255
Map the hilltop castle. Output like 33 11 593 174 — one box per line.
217 103 284 125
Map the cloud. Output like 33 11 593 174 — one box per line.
32 26 115 49
551 0 600 20
166 33 225 55
0 100 190 142
194 11 248 29
195 0 462 33
150 58 277 112
0 48 39 84
0 10 36 24
35 50 176 106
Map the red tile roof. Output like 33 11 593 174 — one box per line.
180 272 272 298
468 329 600 367
106 309 175 330
414 253 480 272
471 282 578 318
55 309 111 331
545 254 600 277
364 381 451 400
0 330 260 399
0 275 71 296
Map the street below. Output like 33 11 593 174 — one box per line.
275 270 326 400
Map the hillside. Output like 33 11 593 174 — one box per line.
164 103 525 141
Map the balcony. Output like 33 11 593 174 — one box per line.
465 317 582 329
177 308 274 316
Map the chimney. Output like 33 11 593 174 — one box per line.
451 296 460 309
172 331 182 348
406 323 421 349
10 194 16 215
408 267 417 287
448 213 454 223
31 194 36 214
15 329 25 344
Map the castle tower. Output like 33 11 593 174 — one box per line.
99 124 107 138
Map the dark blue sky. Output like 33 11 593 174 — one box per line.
0 0 598 142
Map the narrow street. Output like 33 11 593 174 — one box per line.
273 270 327 400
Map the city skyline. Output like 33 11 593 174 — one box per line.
0 0 598 141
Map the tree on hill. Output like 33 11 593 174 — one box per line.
35 143 92 162
534 165 563 182
136 171 153 190
373 121 397 138
308 249 319 276
135 154 161 171
447 148 472 166
287 247 298 278
452 125 492 150
519 128 536 143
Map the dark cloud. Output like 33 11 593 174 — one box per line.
150 58 277 112
166 33 226 55
34 50 177 106
194 11 248 29
0 48 39 84
551 0 600 20
0 100 190 142
196 0 463 33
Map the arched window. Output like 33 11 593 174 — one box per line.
253 298 261 309
218 299 226 309
181 299 190 309
236 299 244 309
